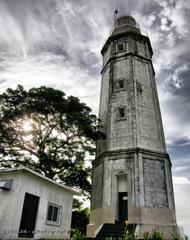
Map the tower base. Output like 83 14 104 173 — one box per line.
87 148 178 238
87 222 180 240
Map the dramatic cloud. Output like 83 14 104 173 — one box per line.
0 0 189 236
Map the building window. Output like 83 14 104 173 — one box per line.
46 203 61 226
116 42 125 52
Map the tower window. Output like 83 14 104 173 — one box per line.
118 80 124 89
117 107 126 120
119 108 125 118
137 81 142 94
116 42 125 52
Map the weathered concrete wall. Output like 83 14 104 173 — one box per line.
91 162 104 209
97 64 110 155
0 171 73 239
87 207 115 237
88 148 177 237
102 150 175 218
97 34 166 155
109 57 135 150
134 57 166 152
143 158 168 208
103 44 112 67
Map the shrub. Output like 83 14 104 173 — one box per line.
172 233 182 240
150 230 164 240
71 228 84 240
123 230 136 240
143 231 151 240
105 237 113 240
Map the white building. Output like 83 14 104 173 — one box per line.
0 166 79 239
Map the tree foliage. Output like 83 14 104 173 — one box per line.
0 85 97 194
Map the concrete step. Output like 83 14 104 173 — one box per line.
95 223 136 240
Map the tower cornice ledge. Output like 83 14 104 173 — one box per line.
93 147 171 167
101 52 155 75
101 31 153 56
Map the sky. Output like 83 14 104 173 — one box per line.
0 0 189 237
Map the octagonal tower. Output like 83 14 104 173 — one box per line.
87 16 178 239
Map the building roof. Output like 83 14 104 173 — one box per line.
0 166 80 195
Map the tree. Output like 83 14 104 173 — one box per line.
0 85 97 194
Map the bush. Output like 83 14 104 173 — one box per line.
150 231 164 240
143 231 151 240
71 228 84 240
71 199 90 235
172 233 182 240
105 237 113 240
123 230 136 240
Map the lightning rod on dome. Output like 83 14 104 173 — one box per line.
114 10 118 25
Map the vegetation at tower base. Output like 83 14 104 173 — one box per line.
71 228 184 240
71 199 90 236
0 85 97 195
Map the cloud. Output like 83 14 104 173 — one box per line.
0 52 100 114
173 166 190 173
174 178 190 236
0 79 7 84
133 1 190 159
173 176 190 185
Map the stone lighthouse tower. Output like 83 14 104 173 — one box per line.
87 16 178 238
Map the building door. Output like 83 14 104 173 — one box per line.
119 192 128 224
18 193 39 238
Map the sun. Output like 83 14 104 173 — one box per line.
22 121 33 132
20 119 34 142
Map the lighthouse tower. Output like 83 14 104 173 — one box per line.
87 16 178 238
